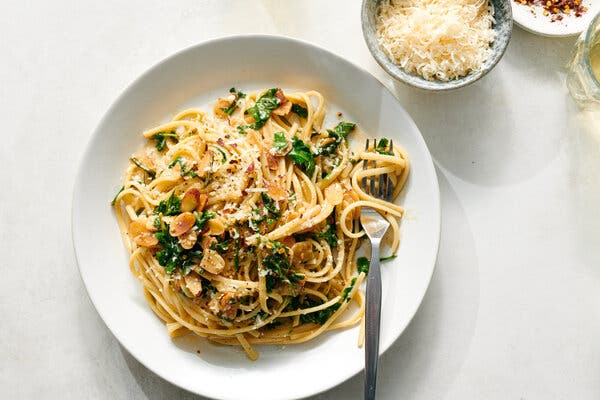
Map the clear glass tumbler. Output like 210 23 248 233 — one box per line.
567 12 600 107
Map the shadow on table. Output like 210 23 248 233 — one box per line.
121 347 210 400
311 167 480 400
389 27 577 188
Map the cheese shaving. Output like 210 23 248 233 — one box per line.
376 0 496 81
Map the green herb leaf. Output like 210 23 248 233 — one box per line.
221 87 247 116
340 277 357 302
154 219 203 275
244 88 280 130
194 210 215 230
261 240 294 293
130 157 156 179
151 132 178 151
318 121 356 156
154 192 181 216
287 136 315 178
213 146 227 164
111 186 124 205
168 156 198 177
291 104 308 119
273 132 289 151
233 237 241 270
315 217 337 248
261 192 281 217
300 301 340 325
375 137 394 155
357 257 370 274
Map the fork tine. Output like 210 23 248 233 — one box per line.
378 171 386 199
369 139 377 196
362 139 369 193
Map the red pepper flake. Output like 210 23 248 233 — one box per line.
515 0 588 18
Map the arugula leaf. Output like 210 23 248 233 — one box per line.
291 104 308 119
151 131 178 151
287 136 315 178
261 192 280 217
194 210 215 230
221 87 247 115
168 156 198 177
244 88 280 130
211 238 232 253
340 277 357 302
375 137 393 155
380 254 397 262
213 146 227 164
318 121 356 156
154 192 181 216
315 217 337 248
273 132 289 151
130 157 156 179
111 186 124 205
154 219 203 274
261 240 295 293
299 301 340 325
357 257 370 274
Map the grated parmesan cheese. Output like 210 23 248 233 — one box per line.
376 0 496 81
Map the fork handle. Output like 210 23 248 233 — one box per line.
364 241 382 400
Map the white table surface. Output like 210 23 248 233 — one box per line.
2 1 599 399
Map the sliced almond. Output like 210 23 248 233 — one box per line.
169 212 196 236
200 249 225 274
201 235 217 250
179 229 198 249
197 152 212 178
324 183 343 206
272 89 292 116
219 292 239 320
184 273 203 297
180 188 200 212
206 218 225 236
264 180 287 201
129 219 158 247
266 153 279 171
214 96 235 119
197 193 209 211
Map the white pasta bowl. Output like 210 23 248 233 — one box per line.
361 0 513 90
72 35 440 400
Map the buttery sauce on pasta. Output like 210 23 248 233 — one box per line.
111 88 409 360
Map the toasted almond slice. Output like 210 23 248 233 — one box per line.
169 212 196 236
218 292 239 320
184 273 203 297
181 188 200 212
264 180 287 201
197 193 209 211
200 249 225 274
197 152 212 178
272 89 292 116
207 218 225 236
179 229 198 249
214 96 236 119
201 235 217 250
266 153 279 171
129 219 158 247
324 183 343 206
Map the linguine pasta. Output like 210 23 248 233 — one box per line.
111 88 409 360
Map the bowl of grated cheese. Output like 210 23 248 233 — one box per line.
362 0 512 90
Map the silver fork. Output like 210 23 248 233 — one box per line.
360 138 393 400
